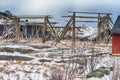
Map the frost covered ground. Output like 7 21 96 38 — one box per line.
0 40 114 80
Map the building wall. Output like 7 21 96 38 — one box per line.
112 33 120 55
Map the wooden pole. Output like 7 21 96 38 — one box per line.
15 17 20 42
106 14 110 43
68 11 112 15
97 13 101 43
72 12 76 47
42 16 47 43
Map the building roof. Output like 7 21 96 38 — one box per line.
112 15 120 34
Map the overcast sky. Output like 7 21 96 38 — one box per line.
0 0 120 26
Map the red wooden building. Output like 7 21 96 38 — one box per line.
112 16 120 56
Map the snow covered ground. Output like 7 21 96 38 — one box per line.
0 41 114 80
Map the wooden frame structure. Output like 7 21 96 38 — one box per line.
0 11 113 44
17 15 58 43
0 14 59 43
0 12 20 42
53 11 113 45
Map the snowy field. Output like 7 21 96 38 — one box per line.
0 40 115 80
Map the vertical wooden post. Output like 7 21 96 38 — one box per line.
15 17 20 42
97 13 101 43
42 16 47 43
106 14 110 43
72 12 76 46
